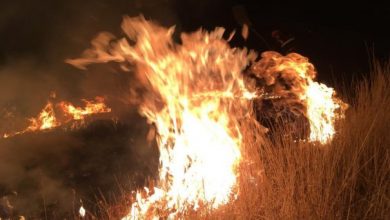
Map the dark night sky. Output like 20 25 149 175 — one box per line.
1 1 389 78
0 0 389 105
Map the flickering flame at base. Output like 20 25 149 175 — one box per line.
2 96 111 138
2 102 58 138
306 82 346 143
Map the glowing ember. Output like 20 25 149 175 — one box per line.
241 24 249 40
79 205 86 218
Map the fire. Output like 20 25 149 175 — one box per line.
68 16 255 218
58 96 111 121
2 102 58 138
251 52 347 144
67 16 347 218
27 102 59 131
2 96 111 138
117 17 253 218
306 82 346 143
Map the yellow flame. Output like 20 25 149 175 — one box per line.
28 102 59 131
306 82 344 143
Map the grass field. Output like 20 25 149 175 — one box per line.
199 61 390 220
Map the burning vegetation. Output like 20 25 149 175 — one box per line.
2 96 111 138
248 52 347 144
65 16 346 219
1 15 388 220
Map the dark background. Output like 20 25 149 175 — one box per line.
0 0 389 218
1 1 389 111
1 1 389 81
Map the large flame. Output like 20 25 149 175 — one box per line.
2 96 111 138
68 16 255 218
67 16 347 218
117 17 254 218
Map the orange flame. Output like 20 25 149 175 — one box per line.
67 16 347 218
27 102 59 131
68 16 255 218
2 102 58 138
58 96 111 121
120 17 254 218
251 51 347 144
2 96 111 138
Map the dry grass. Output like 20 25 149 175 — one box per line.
206 61 390 220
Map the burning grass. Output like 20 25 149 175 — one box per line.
81 62 389 220
204 62 390 220
66 16 348 218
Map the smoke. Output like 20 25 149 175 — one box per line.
0 0 180 218
0 117 159 218
0 0 182 118
0 58 158 219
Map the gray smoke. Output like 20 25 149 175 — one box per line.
0 0 180 218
